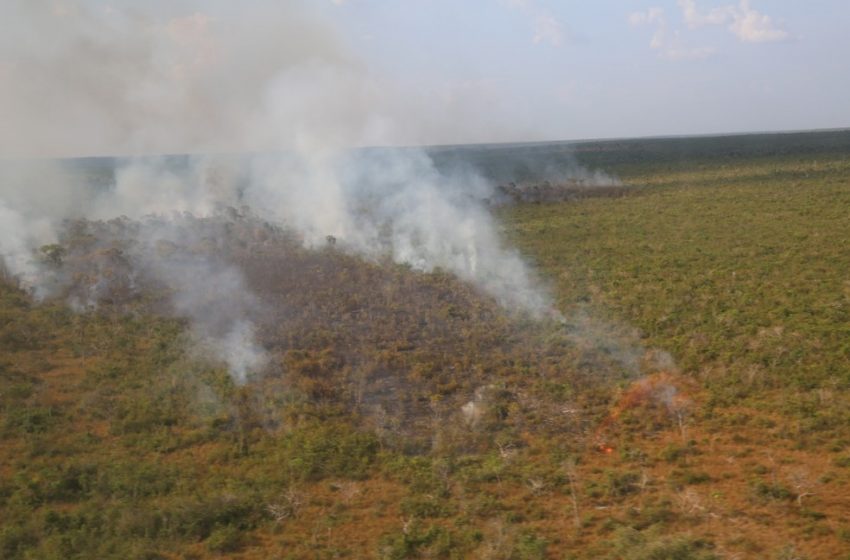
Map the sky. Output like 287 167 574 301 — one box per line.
326 0 850 141
1 0 849 157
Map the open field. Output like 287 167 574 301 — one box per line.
2 130 850 559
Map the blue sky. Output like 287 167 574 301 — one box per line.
319 0 850 141
2 1 849 156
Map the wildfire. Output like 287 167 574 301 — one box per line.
591 371 695 454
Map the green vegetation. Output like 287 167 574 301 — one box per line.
3 130 850 558
506 153 850 394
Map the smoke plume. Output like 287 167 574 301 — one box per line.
0 1 561 382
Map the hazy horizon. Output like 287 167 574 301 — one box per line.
2 1 849 159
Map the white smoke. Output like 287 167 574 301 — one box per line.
0 0 559 382
0 199 40 285
245 149 551 312
0 161 92 294
146 247 268 385
92 159 233 219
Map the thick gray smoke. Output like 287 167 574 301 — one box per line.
0 1 558 382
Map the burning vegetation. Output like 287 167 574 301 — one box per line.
21 210 638 450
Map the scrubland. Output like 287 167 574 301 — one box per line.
2 131 850 559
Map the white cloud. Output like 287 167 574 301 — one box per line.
629 7 716 60
630 0 788 60
629 7 669 53
678 0 732 28
729 0 789 43
628 7 664 27
532 15 564 47
676 0 789 43
629 7 717 61
506 0 565 47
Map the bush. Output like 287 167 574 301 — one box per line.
281 424 379 481
379 522 456 560
751 481 794 502
512 532 547 560
670 470 712 486
3 405 60 435
206 525 244 554
170 494 262 540
602 526 718 560
605 470 641 498
0 524 38 560
833 455 850 468
400 496 455 519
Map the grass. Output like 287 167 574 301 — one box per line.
505 155 850 396
2 131 850 558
